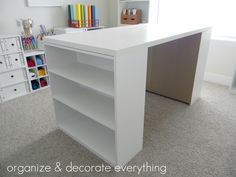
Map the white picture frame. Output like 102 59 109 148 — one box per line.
27 0 63 7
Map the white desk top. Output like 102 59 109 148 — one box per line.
45 24 211 56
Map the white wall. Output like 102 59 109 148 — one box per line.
108 0 118 28
0 0 109 35
204 38 236 86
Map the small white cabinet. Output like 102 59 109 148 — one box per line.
0 35 29 103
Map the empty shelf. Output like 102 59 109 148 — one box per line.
54 100 116 165
49 62 114 97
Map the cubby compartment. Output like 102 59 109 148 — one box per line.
26 56 36 68
46 46 114 97
28 68 37 80
54 99 116 165
31 79 40 90
50 73 114 130
39 77 49 88
37 66 47 77
35 54 45 66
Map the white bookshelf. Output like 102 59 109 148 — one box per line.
118 0 150 25
46 45 117 165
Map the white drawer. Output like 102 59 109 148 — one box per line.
0 82 28 102
0 53 25 72
7 53 25 68
0 69 27 87
0 37 22 54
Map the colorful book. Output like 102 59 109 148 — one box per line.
88 5 91 28
75 3 79 21
68 5 72 24
70 4 74 21
75 3 81 27
85 5 88 27
91 5 94 27
93 5 97 26
91 5 97 27
80 4 83 27
73 4 76 22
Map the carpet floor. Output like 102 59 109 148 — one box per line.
0 82 235 177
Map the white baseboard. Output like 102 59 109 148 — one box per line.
204 72 232 86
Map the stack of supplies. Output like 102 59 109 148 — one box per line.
40 78 48 87
27 58 35 67
38 68 46 77
31 80 39 90
36 56 44 65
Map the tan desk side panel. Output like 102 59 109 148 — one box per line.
146 33 202 104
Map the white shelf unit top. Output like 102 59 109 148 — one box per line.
50 73 115 130
54 100 116 165
24 50 45 57
45 24 211 56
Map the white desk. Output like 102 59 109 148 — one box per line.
44 24 211 166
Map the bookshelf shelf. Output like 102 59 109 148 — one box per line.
54 100 116 165
46 46 114 97
50 73 115 130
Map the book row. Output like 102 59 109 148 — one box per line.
68 4 98 28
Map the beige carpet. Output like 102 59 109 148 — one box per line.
0 82 236 177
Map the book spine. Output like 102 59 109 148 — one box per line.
91 5 94 27
80 5 84 28
78 4 81 27
88 5 91 28
85 5 88 28
70 4 74 21
68 5 72 25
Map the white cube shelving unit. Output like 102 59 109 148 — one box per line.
0 35 50 103
46 46 116 165
25 50 50 92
